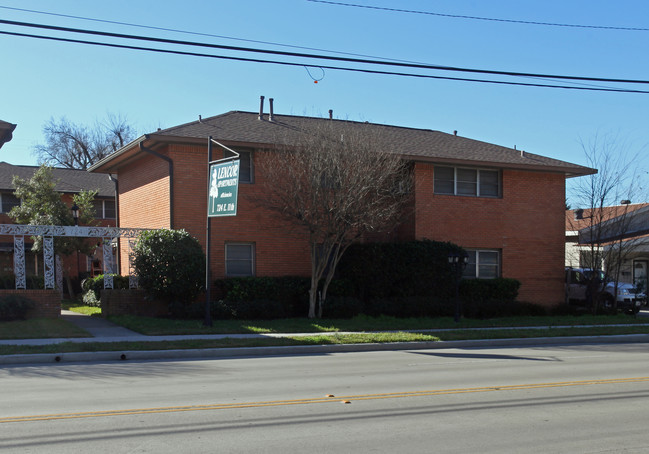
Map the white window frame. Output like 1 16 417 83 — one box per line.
93 199 116 219
225 242 255 277
434 166 501 198
463 249 501 279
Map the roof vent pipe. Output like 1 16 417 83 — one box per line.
258 96 265 120
198 115 202 123
329 109 333 120
453 130 457 136
521 149 525 158
269 98 274 122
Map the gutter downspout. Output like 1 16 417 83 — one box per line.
139 138 174 229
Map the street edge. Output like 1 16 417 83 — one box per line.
2 333 649 366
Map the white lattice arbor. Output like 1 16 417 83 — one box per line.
0 224 147 290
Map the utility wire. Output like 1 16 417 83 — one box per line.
307 0 649 32
0 4 419 64
2 29 649 94
2 18 649 87
0 5 626 92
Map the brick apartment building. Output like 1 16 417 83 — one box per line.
89 106 594 307
0 162 117 281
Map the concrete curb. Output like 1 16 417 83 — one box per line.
3 333 649 366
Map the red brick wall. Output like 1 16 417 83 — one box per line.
117 153 171 274
0 289 61 319
413 163 565 306
116 145 311 279
169 145 311 279
115 145 567 308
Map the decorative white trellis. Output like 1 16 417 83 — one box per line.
0 224 147 290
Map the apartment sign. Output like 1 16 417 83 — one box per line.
208 160 240 217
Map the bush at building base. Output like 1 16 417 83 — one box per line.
132 229 205 316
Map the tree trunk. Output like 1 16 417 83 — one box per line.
308 288 317 319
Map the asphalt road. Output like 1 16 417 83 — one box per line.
2 341 649 453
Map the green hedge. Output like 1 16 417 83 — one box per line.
81 275 131 307
0 275 44 290
214 276 310 316
213 276 357 319
209 240 529 320
337 240 462 301
460 278 535 318
0 294 35 321
208 241 533 320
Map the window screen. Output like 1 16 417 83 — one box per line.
225 243 255 276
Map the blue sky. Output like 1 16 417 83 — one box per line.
2 0 648 201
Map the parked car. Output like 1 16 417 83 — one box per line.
565 267 645 314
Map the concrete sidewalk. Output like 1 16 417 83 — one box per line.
0 311 304 346
60 310 144 338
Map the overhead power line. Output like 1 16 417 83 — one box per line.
2 18 649 88
307 0 649 32
0 4 421 65
3 29 649 94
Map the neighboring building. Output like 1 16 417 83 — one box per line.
89 106 594 307
0 120 16 150
0 162 118 279
566 204 649 290
0 120 16 148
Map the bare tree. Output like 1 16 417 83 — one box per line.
33 113 136 170
568 134 645 311
257 122 413 318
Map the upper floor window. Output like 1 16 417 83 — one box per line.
1 193 20 213
434 166 500 197
463 249 500 279
93 199 116 219
225 149 253 183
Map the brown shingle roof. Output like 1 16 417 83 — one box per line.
566 204 649 232
0 162 115 197
91 111 595 177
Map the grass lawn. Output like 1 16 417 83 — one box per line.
2 324 649 356
0 318 89 339
107 312 649 336
2 306 649 356
61 301 101 316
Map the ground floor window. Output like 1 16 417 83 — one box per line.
225 243 255 277
463 249 500 279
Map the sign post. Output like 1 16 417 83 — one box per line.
204 137 240 326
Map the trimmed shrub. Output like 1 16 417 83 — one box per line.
460 278 520 305
133 229 206 315
215 276 310 317
365 296 454 318
213 299 288 320
81 275 130 307
463 300 547 318
213 276 356 319
338 240 462 301
322 296 363 319
459 278 540 318
0 275 44 290
0 294 35 321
